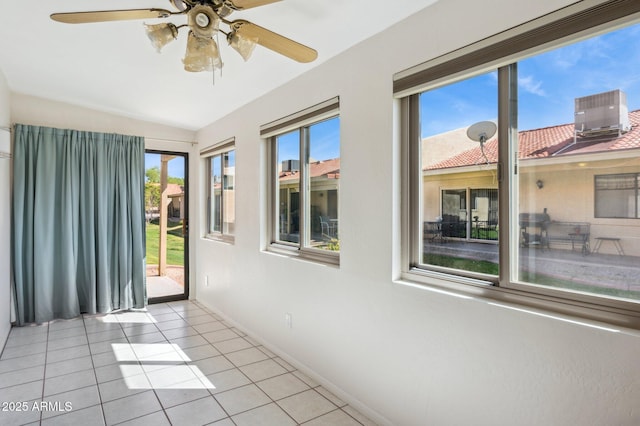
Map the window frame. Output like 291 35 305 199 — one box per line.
263 98 340 265
202 138 236 244
397 0 640 329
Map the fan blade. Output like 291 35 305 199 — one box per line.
50 9 174 24
230 20 317 63
227 0 282 10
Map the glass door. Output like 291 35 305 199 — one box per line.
144 150 189 302
441 189 467 238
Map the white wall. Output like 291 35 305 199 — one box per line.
10 94 199 302
194 0 640 424
11 94 196 147
0 68 10 350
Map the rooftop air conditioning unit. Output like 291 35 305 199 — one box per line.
575 89 631 137
281 159 299 172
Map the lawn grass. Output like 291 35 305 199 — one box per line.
424 253 639 300
424 253 499 275
146 219 184 266
470 228 498 240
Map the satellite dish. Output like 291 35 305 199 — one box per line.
466 121 497 143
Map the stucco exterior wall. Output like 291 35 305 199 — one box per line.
424 158 640 256
521 156 640 256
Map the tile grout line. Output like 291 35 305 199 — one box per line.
7 300 370 425
116 307 171 426
0 326 11 360
186 301 365 425
125 302 237 424
151 301 239 423
40 321 50 425
167 302 312 425
185 302 301 423
82 314 109 426
37 319 104 423
167 301 238 424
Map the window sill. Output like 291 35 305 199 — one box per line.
399 268 640 331
266 243 340 267
203 234 235 245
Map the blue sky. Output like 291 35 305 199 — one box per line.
277 116 340 163
420 22 640 137
276 130 300 164
145 152 185 179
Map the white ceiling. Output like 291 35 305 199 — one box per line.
0 1 437 130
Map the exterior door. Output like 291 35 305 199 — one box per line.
442 189 467 238
144 150 189 303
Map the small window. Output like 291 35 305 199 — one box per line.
202 139 235 242
595 174 639 218
263 98 340 264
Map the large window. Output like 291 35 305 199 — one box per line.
203 139 235 242
263 98 340 263
399 2 640 327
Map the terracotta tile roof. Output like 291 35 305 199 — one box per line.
166 183 184 196
426 110 640 170
279 158 340 182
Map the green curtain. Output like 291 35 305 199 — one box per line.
12 124 146 325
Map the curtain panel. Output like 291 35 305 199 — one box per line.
12 124 146 325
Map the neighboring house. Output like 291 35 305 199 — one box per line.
423 89 640 256
166 183 185 219
210 164 235 234
422 127 481 169
278 158 340 236
146 182 185 219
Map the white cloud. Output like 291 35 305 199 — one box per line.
451 99 473 112
518 75 546 96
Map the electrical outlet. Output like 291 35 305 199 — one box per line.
285 313 292 329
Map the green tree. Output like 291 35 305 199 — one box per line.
145 182 160 217
146 166 160 183
168 176 185 185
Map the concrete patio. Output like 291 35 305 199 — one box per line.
146 265 185 299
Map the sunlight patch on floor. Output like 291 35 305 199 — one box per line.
112 343 217 390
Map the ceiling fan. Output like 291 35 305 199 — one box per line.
50 0 318 72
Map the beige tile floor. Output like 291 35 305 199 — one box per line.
0 300 375 426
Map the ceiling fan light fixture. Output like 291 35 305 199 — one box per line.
188 5 219 38
170 0 188 12
51 1 318 74
183 31 223 72
215 4 234 18
228 31 257 61
145 22 178 52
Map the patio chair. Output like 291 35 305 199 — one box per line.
320 216 331 236
424 221 444 242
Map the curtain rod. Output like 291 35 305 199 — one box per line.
0 127 195 145
145 136 196 145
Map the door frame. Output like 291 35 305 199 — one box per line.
145 149 189 304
